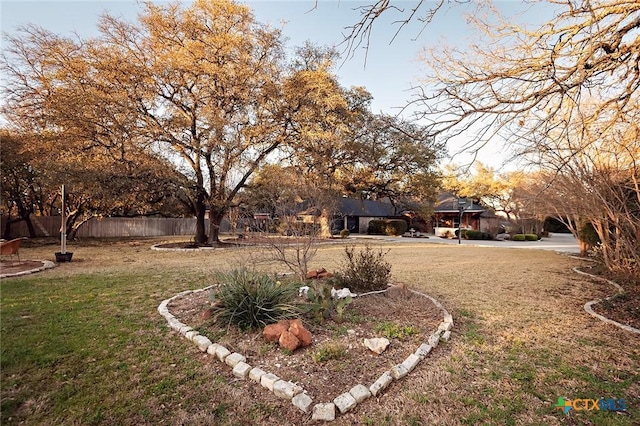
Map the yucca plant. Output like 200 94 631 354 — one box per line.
209 269 301 330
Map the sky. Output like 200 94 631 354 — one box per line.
1 0 560 168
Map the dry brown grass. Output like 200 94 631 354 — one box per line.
3 237 638 425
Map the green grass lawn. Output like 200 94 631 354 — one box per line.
1 237 638 425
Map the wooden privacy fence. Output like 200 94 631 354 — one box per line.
1 216 221 239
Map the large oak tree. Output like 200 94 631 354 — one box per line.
2 0 354 244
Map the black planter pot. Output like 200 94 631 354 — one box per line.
55 252 73 262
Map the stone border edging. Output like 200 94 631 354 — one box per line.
0 260 56 279
151 244 216 252
572 266 640 335
158 284 453 422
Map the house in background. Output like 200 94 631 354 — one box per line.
433 192 501 237
331 198 399 234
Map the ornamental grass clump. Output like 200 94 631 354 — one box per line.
209 269 300 330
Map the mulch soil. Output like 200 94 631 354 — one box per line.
167 287 443 406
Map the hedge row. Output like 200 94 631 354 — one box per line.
367 219 408 236
512 233 540 241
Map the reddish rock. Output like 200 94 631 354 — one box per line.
306 270 318 279
316 271 334 279
263 320 290 343
279 330 301 352
201 308 214 320
289 320 312 347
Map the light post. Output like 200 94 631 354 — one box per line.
457 198 467 245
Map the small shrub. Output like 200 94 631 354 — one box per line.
384 219 408 236
367 220 386 235
464 230 493 240
340 229 350 239
333 244 391 292
209 269 300 330
375 321 419 340
367 219 408 236
312 343 348 363
512 234 526 241
303 281 353 323
524 233 540 241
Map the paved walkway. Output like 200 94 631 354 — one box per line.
352 232 580 254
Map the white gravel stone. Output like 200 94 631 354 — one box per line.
312 403 336 421
215 345 231 362
333 392 357 413
249 367 267 383
273 380 303 399
441 330 451 341
349 384 371 403
370 371 393 396
390 364 409 380
193 335 212 352
260 373 280 391
444 314 454 325
179 325 193 334
232 361 252 378
402 354 421 373
292 393 313 413
224 352 246 367
415 343 432 359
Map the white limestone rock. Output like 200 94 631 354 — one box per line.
292 393 313 413
207 343 221 356
390 364 409 380
370 371 393 396
224 352 246 367
260 373 280 391
363 337 390 355
349 384 372 403
415 343 432 360
214 345 231 362
193 335 212 352
249 367 267 383
232 361 252 379
184 330 200 341
438 321 453 332
402 353 421 373
441 330 451 342
333 392 357 414
273 380 303 399
312 403 336 421
428 333 440 348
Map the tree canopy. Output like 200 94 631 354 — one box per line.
345 0 639 274
2 0 363 243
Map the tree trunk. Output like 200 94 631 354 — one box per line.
208 210 225 245
578 239 590 257
194 191 207 244
318 210 332 238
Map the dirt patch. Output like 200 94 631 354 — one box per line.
168 286 443 406
0 260 48 275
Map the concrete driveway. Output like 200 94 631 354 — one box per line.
353 232 580 254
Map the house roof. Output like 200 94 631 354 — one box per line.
434 192 486 213
338 198 397 217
